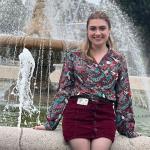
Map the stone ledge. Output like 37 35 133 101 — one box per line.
0 65 19 80
0 126 150 150
1 65 150 91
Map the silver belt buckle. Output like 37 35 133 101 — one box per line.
77 98 89 105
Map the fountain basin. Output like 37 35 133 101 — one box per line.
0 126 149 150
0 65 19 80
0 65 150 136
49 66 150 91
1 64 150 90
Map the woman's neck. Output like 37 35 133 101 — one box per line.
90 44 108 56
89 45 109 64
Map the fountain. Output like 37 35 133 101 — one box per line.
0 0 150 149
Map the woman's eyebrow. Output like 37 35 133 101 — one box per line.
89 25 107 27
89 25 107 29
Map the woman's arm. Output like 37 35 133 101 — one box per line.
44 51 75 130
115 55 139 138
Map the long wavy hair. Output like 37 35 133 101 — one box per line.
81 11 114 57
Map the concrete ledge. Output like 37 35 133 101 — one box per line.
1 65 150 91
50 64 150 91
0 126 21 150
0 65 19 80
129 76 150 91
0 126 150 150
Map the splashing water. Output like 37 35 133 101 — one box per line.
95 0 150 110
11 48 37 126
22 0 27 5
44 0 150 110
0 0 150 132
14 48 36 112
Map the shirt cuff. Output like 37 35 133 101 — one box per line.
44 121 53 130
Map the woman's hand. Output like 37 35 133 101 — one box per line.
127 131 142 138
33 125 46 130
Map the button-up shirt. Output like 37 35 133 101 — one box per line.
45 48 138 138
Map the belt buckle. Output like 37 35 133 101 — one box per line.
77 98 89 105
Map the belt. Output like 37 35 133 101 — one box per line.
70 94 113 103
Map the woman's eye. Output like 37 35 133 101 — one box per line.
89 27 96 31
99 27 106 30
89 26 107 31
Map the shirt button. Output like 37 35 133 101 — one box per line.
122 116 125 119
94 113 97 117
93 121 96 125
94 128 98 132
95 64 98 67
95 105 98 109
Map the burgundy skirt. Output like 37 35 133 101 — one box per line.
62 96 116 143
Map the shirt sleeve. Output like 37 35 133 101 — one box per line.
44 52 74 130
115 55 139 138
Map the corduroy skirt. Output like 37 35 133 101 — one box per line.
62 96 116 143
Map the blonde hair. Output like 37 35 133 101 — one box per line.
81 11 114 56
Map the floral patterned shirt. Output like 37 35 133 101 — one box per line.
45 48 138 138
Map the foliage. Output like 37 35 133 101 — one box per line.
115 0 150 31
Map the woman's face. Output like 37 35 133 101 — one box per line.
87 19 110 48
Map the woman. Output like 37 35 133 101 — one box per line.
34 11 140 150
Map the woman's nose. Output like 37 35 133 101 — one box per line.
95 29 101 34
